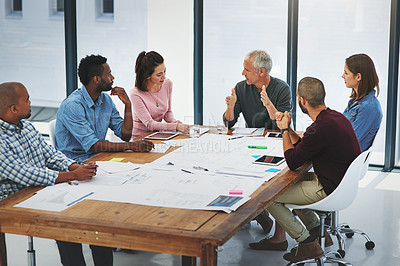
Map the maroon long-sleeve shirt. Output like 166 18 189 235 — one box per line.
284 108 361 195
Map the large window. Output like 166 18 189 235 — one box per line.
297 0 391 165
0 0 65 107
1 0 398 168
77 0 193 135
76 0 146 122
203 0 288 127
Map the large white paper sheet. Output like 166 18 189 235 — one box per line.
15 183 95 212
87 168 262 213
15 134 285 213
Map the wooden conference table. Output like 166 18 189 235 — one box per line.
0 129 310 266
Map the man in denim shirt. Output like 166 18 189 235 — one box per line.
342 54 382 152
56 54 154 162
55 55 154 266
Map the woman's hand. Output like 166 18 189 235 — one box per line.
176 123 190 134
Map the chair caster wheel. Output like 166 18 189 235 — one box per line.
336 249 345 258
365 241 375 250
344 225 354 238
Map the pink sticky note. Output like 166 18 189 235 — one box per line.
229 190 243 195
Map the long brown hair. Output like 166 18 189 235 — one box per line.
345 53 379 101
134 51 164 91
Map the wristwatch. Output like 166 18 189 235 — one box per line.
280 128 289 134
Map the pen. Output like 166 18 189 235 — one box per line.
228 136 244 140
68 180 79 186
248 145 268 149
193 166 209 171
67 192 94 206
181 168 194 174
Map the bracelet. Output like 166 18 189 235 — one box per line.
280 128 289 134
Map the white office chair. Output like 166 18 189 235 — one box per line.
48 119 57 147
323 127 380 256
285 150 371 266
328 133 378 254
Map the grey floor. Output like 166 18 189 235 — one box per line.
5 170 400 266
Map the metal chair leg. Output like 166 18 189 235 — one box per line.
27 236 36 266
286 211 352 266
334 211 375 250
329 211 346 256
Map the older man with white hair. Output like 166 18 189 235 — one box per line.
223 50 292 130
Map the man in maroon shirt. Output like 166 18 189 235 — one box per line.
265 77 360 262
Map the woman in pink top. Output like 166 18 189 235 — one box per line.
130 51 189 138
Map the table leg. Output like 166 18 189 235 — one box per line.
0 232 7 266
200 244 217 266
182 255 197 266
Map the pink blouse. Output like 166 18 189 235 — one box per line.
129 79 177 137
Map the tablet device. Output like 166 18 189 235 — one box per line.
267 132 282 138
253 155 285 166
144 132 179 140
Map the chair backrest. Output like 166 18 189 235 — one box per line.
48 119 57 147
286 150 371 212
360 145 373 179
360 125 380 178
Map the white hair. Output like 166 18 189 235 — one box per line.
245 50 273 74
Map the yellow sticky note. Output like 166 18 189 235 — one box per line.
110 158 124 162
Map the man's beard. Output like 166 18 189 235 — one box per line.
99 80 112 92
299 100 308 115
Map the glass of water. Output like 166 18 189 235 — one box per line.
190 125 200 138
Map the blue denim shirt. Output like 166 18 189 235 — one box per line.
343 90 382 152
55 86 124 161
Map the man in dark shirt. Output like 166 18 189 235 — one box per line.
223 50 292 235
260 77 360 262
223 50 292 130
